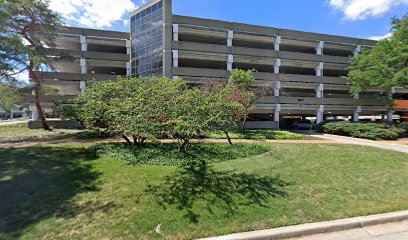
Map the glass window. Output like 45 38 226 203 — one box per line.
130 0 164 77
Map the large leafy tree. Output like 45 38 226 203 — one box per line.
0 0 63 130
347 13 408 96
0 83 23 118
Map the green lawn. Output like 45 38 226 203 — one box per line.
207 130 306 140
1 142 408 239
0 123 113 143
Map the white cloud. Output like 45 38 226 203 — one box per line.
328 0 408 21
369 32 393 40
49 0 138 28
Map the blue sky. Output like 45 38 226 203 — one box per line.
49 0 408 40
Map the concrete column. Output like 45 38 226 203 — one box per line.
316 62 324 77
316 105 324 124
32 109 38 121
80 35 87 51
227 54 234 71
227 30 233 47
353 45 361 57
80 80 86 95
274 81 281 97
274 58 281 74
172 50 179 67
387 110 394 122
10 111 13 120
126 62 131 77
274 104 281 129
316 41 324 55
274 36 281 51
316 83 324 98
173 24 179 41
389 87 396 99
80 58 87 74
353 106 361 122
126 40 131 55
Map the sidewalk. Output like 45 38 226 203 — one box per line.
201 210 408 240
312 134 408 154
287 220 408 240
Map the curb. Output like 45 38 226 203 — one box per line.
199 210 408 240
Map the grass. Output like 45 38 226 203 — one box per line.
208 130 305 140
1 142 408 239
0 123 112 143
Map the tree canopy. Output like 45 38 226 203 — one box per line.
347 13 408 96
0 0 63 129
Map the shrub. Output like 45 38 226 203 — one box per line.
322 122 405 140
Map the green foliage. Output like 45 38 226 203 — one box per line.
90 142 272 166
322 122 406 140
74 76 256 151
0 0 63 81
0 83 22 112
228 68 256 89
347 13 408 95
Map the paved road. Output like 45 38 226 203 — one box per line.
288 220 408 240
313 134 408 154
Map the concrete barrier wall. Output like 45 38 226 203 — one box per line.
28 120 83 129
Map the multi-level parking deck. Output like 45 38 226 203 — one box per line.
167 14 405 128
29 27 130 119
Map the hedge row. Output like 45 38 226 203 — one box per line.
322 122 407 140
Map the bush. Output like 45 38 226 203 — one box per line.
322 122 406 140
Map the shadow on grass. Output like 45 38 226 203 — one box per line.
146 159 289 223
0 146 103 239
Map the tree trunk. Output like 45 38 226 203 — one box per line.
224 131 233 145
122 135 132 145
179 139 189 153
29 68 51 131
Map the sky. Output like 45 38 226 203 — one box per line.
48 0 408 40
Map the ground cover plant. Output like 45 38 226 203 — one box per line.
2 142 408 239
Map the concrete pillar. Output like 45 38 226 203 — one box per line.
316 105 324 124
316 41 324 55
316 83 324 98
387 110 394 122
274 104 281 129
274 81 281 97
10 111 13 120
126 40 131 55
353 45 361 57
80 81 86 95
227 54 233 71
80 35 87 51
32 109 38 121
80 58 87 74
353 106 361 122
126 62 131 77
316 62 324 77
274 36 281 51
274 58 281 74
389 87 396 99
227 30 233 47
173 24 179 42
172 50 179 67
